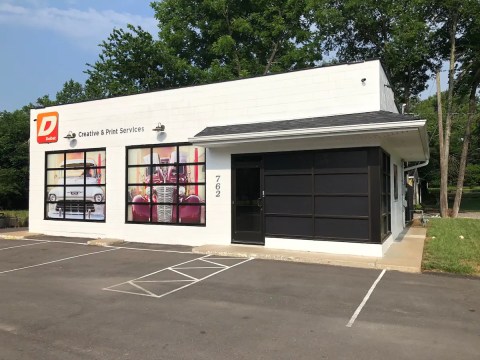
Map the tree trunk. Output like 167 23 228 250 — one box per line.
452 77 480 217
436 71 448 217
264 42 279 75
440 11 458 217
222 5 242 77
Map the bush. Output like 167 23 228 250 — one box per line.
1 210 28 227
465 164 480 187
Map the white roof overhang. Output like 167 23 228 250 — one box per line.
189 120 429 162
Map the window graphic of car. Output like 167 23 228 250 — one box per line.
131 151 202 223
47 159 105 220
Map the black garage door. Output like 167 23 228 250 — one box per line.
232 147 390 245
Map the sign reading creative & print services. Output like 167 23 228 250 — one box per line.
77 126 145 138
37 112 59 144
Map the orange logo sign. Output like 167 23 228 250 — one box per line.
37 112 59 144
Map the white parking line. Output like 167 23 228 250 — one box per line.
2 238 49 242
128 281 157 297
0 242 46 251
200 258 228 268
104 255 253 299
8 238 87 246
175 266 223 269
0 248 119 274
131 256 209 281
346 269 386 328
6 238 194 254
135 280 193 283
170 268 199 281
104 245 193 254
153 258 253 300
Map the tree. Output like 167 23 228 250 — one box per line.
56 79 87 105
412 93 476 187
450 0 480 216
85 25 201 99
30 0 480 218
152 0 321 81
0 85 84 209
432 0 480 217
0 110 29 209
308 0 437 109
84 1 322 98
31 94 56 108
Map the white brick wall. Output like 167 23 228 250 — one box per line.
29 60 399 257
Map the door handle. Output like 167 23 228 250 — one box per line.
257 198 263 208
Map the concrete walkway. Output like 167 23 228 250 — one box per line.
193 226 427 273
0 227 36 239
0 226 426 273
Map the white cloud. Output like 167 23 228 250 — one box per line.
0 2 158 51
0 3 28 15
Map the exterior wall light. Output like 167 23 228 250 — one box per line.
64 131 76 140
152 123 165 132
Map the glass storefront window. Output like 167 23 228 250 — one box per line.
45 148 106 221
127 148 151 166
178 145 205 163
126 144 206 225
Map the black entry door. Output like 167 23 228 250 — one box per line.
232 155 264 245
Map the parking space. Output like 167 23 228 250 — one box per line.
103 255 253 299
351 271 480 358
0 240 117 274
0 237 479 360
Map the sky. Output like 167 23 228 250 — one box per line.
0 0 157 111
0 0 444 112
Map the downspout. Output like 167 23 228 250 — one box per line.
402 160 429 226
403 160 429 172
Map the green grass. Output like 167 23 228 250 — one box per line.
0 210 28 227
423 218 480 275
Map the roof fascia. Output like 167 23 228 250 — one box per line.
190 120 426 145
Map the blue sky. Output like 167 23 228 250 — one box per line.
0 0 157 111
1 0 444 112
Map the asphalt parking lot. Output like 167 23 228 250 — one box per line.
0 237 479 360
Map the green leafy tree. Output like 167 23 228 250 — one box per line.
85 1 322 97
430 0 480 216
411 96 441 187
308 0 437 109
449 0 480 215
0 110 29 209
85 25 201 98
413 93 477 188
152 0 321 81
464 164 480 187
31 95 56 108
56 79 87 105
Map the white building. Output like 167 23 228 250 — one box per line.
29 60 429 257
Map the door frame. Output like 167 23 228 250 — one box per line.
231 154 265 245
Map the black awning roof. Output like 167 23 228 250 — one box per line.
194 111 419 137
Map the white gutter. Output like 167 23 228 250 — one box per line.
189 120 426 145
403 160 429 172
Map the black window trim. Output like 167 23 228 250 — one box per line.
125 142 206 226
44 147 106 222
380 150 392 241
